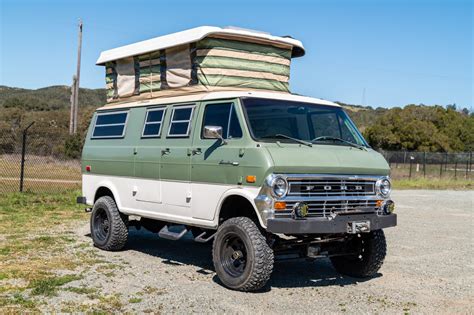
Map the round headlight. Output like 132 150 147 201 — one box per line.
376 178 391 197
271 176 288 198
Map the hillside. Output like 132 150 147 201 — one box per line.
0 85 472 157
0 85 106 110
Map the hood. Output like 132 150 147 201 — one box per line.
264 143 389 176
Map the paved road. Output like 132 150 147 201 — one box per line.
62 190 473 313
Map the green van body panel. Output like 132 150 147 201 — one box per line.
81 97 390 187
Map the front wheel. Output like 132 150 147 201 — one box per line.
212 217 274 291
330 229 387 278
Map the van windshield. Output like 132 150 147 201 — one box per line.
241 98 368 147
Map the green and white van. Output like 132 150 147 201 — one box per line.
78 27 396 291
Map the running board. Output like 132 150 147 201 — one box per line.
194 231 216 243
158 225 188 241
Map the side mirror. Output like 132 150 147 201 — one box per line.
203 125 227 144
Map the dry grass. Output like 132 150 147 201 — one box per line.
0 191 90 311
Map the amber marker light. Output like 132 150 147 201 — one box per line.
246 175 256 183
376 200 383 208
274 201 287 210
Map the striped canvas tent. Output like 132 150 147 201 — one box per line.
97 26 305 103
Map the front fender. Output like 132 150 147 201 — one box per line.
212 186 266 228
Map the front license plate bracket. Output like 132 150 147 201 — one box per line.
347 220 371 234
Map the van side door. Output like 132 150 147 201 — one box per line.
132 106 166 210
190 100 244 221
159 103 196 216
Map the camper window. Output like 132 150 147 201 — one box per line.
142 108 165 138
167 105 195 137
92 111 129 139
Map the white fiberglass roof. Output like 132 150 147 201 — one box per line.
96 26 305 65
97 91 339 111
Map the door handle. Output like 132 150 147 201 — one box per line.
161 148 170 155
192 148 202 155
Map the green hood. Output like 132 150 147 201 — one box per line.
263 143 389 176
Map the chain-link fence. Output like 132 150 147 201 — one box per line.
1 126 473 195
380 151 473 180
0 126 81 194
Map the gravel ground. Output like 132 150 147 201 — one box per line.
51 190 474 313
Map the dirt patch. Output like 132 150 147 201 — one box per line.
1 190 473 313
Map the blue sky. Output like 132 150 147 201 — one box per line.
0 0 472 108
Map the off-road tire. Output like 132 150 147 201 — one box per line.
90 196 128 251
330 229 386 278
212 217 274 291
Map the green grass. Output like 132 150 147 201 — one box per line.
30 274 83 296
0 293 37 309
64 286 98 295
129 297 143 303
0 190 86 232
393 178 473 190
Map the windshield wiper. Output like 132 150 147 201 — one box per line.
261 134 312 147
311 136 367 151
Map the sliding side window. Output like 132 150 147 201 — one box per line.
142 108 165 138
92 111 128 139
167 105 195 137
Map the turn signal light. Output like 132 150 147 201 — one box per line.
376 200 383 208
85 165 91 172
246 175 256 183
274 201 287 210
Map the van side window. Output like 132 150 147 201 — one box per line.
202 103 242 139
92 111 128 139
167 105 195 137
142 108 165 137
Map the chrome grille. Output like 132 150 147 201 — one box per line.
273 175 382 219
274 199 381 218
288 178 375 197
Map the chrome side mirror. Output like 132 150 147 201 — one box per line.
203 125 227 144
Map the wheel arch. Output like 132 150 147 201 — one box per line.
93 180 122 209
214 189 265 229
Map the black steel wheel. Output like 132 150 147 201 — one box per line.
212 217 274 291
92 208 110 243
220 233 248 277
90 196 128 251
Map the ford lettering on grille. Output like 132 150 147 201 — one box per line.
289 179 375 197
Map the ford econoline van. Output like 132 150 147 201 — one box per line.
78 27 396 291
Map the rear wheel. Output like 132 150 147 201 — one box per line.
212 217 274 291
330 230 386 278
90 196 128 251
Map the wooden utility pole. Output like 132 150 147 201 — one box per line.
70 19 83 134
69 75 76 135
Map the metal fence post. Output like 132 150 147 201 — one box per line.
454 160 457 180
439 159 443 178
409 156 414 179
470 152 472 173
19 122 35 192
423 152 426 177
466 155 469 179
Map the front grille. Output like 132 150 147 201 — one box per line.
288 178 375 197
274 199 381 218
273 175 382 219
